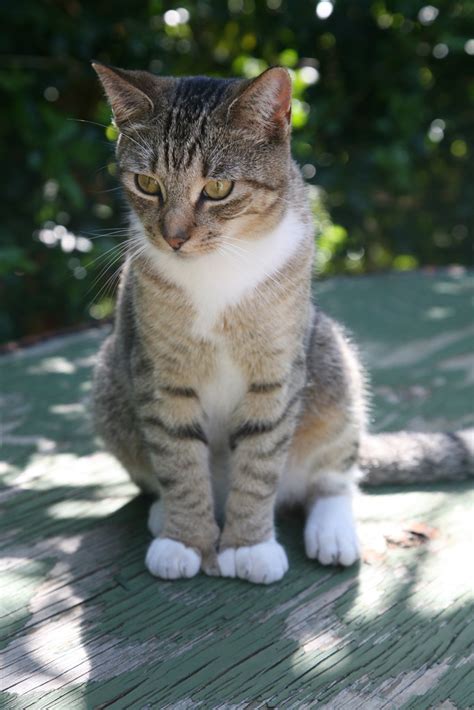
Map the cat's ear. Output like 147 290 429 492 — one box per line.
228 67 292 138
92 62 155 126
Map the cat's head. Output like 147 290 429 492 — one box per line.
93 63 293 257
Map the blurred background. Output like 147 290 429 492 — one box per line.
1 0 473 344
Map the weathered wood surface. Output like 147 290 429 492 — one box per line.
1 271 473 709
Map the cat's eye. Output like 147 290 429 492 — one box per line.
135 174 162 196
203 179 233 200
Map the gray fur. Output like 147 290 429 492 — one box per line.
361 429 474 485
91 64 472 582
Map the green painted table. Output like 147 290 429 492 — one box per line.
1 271 473 709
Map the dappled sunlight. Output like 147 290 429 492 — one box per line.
49 402 85 416
3 480 473 706
1 434 56 455
439 353 474 387
1 496 163 698
28 356 77 375
287 648 353 690
1 333 106 473
3 594 92 696
4 451 133 500
2 271 473 706
272 486 473 705
372 327 474 370
47 481 135 520
403 501 474 614
432 280 470 296
424 306 454 320
2 0 473 698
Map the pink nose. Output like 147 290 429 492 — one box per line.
162 230 189 251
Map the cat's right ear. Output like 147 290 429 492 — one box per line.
92 62 155 126
227 67 292 140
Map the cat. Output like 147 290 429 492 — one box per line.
91 63 473 584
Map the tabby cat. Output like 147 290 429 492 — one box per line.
92 63 473 584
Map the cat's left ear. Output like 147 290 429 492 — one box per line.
92 62 156 126
228 67 292 139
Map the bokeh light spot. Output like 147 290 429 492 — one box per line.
164 10 179 26
428 119 445 143
105 125 119 141
377 14 393 29
450 139 467 158
163 9 189 26
279 48 298 67
433 43 449 59
464 39 474 55
418 5 439 25
316 1 333 20
302 164 317 179
43 180 59 201
300 66 320 84
44 86 59 102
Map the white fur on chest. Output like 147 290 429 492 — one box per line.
199 341 246 446
142 207 305 512
145 207 305 338
199 339 247 517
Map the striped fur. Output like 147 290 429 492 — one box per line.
92 65 473 584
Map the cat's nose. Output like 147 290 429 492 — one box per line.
162 229 190 251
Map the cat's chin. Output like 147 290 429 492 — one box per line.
145 242 193 259
158 246 220 259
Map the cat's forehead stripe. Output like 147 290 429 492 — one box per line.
161 78 233 172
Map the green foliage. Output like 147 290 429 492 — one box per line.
1 0 472 342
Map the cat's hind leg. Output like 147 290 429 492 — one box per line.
288 404 363 567
303 487 360 566
280 313 366 567
148 499 164 537
282 431 362 567
92 334 157 494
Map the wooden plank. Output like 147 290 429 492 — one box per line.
1 271 473 708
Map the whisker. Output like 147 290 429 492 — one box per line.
85 237 143 297
93 186 123 194
68 117 110 130
83 227 130 237
85 237 139 268
86 252 127 299
86 242 146 311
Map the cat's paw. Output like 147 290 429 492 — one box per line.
217 539 289 584
145 538 201 580
147 499 164 537
304 495 360 566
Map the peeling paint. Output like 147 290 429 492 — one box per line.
2 273 474 708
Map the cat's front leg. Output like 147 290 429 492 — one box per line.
139 395 220 580
215 389 300 584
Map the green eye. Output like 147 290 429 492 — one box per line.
203 179 233 200
135 174 162 196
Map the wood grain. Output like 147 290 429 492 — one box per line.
1 271 473 709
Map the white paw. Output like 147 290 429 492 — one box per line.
145 538 201 580
147 499 164 537
305 495 360 566
217 539 289 584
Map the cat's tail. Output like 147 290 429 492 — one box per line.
359 428 474 485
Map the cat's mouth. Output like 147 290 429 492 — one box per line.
159 235 221 258
145 227 222 258
175 245 218 258
155 241 210 259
